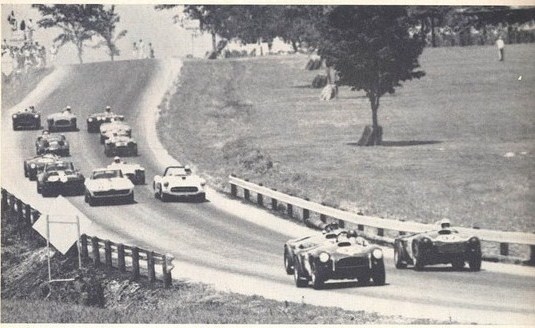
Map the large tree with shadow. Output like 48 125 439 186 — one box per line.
317 6 426 146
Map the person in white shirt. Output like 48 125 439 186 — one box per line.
496 36 505 61
138 39 145 59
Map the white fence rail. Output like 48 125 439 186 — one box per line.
229 175 535 262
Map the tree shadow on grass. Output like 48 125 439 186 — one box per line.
346 140 442 147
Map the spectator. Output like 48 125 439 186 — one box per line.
49 44 58 64
496 35 505 61
148 43 154 58
7 11 17 31
138 39 145 59
132 41 138 58
26 19 34 41
1 39 8 56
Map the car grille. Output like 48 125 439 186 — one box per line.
94 189 130 196
54 119 71 126
170 186 198 193
436 243 464 254
335 257 368 268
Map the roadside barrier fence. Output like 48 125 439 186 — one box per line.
229 175 535 264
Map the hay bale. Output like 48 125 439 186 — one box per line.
311 74 328 88
320 84 338 101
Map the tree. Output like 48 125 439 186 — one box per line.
92 5 127 61
317 6 426 145
32 4 102 64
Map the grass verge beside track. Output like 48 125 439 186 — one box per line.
158 44 534 235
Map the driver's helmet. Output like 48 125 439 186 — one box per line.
347 230 358 238
105 106 111 113
42 129 49 135
29 105 35 112
439 218 451 229
113 156 121 164
64 106 71 113
184 165 192 173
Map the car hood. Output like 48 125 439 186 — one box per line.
85 177 134 191
45 171 83 181
162 175 204 186
48 112 76 120
311 242 377 258
107 163 143 174
100 122 130 133
14 112 40 118
108 136 135 144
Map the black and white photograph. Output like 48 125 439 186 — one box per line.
1 2 534 325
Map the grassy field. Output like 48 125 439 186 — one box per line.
1 68 52 109
158 44 534 234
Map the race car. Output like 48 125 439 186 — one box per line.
292 230 385 289
99 120 132 144
104 135 138 157
86 107 124 132
393 219 482 271
23 153 60 181
12 107 41 130
107 157 145 185
284 223 344 274
36 160 85 197
153 166 206 202
47 107 77 131
35 134 70 156
84 168 135 206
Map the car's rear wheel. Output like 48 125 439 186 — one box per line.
371 260 386 286
293 259 308 288
284 248 294 274
394 241 407 269
469 252 482 272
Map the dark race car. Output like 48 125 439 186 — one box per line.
36 160 85 197
23 153 61 181
293 231 386 289
87 112 125 133
284 223 344 274
394 220 482 271
35 134 70 156
47 108 77 131
104 135 138 157
12 109 41 130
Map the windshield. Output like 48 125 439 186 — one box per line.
92 169 122 179
46 162 74 172
164 167 188 177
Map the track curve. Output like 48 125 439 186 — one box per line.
2 59 535 324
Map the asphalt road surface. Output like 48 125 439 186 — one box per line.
2 59 534 324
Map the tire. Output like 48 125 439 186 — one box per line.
159 188 170 202
284 248 294 274
371 260 386 286
394 242 407 269
36 182 42 194
452 259 465 270
413 241 425 271
24 166 28 178
72 122 77 130
127 191 134 204
137 172 145 185
310 263 325 290
293 258 308 288
84 192 89 203
469 252 482 272
12 123 17 131
196 193 206 203
100 135 105 144
88 195 97 207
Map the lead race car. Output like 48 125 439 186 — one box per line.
284 223 344 274
292 230 386 289
35 132 70 156
107 157 145 185
84 168 135 206
23 153 60 181
87 106 125 133
393 219 482 271
153 166 206 202
36 160 85 197
47 106 77 131
12 106 41 130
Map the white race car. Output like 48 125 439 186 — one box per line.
153 166 206 202
107 159 145 185
99 120 132 144
84 168 135 206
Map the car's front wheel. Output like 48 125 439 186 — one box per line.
284 248 294 274
310 263 325 290
127 192 135 204
469 252 482 272
371 260 386 286
159 188 170 202
293 258 308 288
394 241 407 269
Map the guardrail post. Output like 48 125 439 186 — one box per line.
105 240 113 269
271 198 277 211
231 183 237 197
244 189 250 201
148 252 156 285
80 235 88 259
303 209 310 221
338 220 345 229
377 228 384 237
257 193 263 207
320 214 327 223
91 237 100 267
357 224 364 231
399 231 406 236
132 247 140 280
500 243 509 256
287 203 293 217
117 244 126 272
162 255 172 288
1 189 8 220
529 246 535 265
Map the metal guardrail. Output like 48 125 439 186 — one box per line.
1 187 175 287
229 175 535 262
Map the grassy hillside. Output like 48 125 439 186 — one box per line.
2 68 53 109
158 44 534 233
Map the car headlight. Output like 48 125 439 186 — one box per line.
88 118 93 122
12 114 17 118
372 249 383 259
200 179 206 186
421 237 432 244
469 237 480 244
30 163 36 168
163 182 169 188
319 252 330 263
34 114 39 118
47 176 59 182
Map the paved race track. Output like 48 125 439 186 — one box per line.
2 59 534 324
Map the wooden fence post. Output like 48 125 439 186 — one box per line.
303 209 310 221
338 220 345 229
377 228 384 237
320 214 327 223
271 198 277 211
148 252 156 285
500 243 509 256
1 189 8 220
91 237 100 267
80 235 88 258
528 245 535 265
162 254 172 288
230 183 237 197
358 224 364 231
105 240 113 269
257 193 263 207
244 189 250 201
287 203 293 217
132 247 140 280
117 244 126 272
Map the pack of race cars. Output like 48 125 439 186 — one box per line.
15 105 207 206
